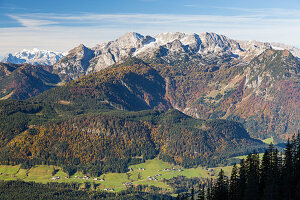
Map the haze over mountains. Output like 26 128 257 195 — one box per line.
0 32 299 142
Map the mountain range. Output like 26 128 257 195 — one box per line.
3 32 300 81
2 48 66 66
53 32 300 81
0 32 299 166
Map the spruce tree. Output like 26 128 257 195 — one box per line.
213 169 228 200
244 152 260 200
239 159 247 199
292 132 300 200
262 144 280 200
280 140 295 199
229 164 239 200
260 148 270 196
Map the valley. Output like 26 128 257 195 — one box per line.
0 31 299 199
0 158 233 193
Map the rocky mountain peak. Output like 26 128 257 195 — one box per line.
69 44 89 54
116 32 144 48
165 39 185 52
155 32 186 44
51 32 300 81
180 33 201 47
282 49 293 57
255 49 293 62
198 32 242 54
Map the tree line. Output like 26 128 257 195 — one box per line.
0 180 171 200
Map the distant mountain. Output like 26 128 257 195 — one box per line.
54 32 300 81
2 48 67 66
0 62 61 100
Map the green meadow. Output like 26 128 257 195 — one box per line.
262 137 274 144
0 158 234 192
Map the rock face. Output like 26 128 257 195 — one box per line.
2 48 66 66
53 32 300 81
52 44 95 81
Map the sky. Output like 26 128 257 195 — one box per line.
0 0 300 58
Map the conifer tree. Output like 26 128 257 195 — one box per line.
262 145 280 200
244 152 259 200
291 132 300 200
260 147 270 196
229 164 239 200
238 159 247 199
281 146 291 199
213 169 228 200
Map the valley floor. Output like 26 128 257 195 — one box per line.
0 158 233 193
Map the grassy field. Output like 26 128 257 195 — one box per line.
0 158 233 192
262 137 274 144
233 153 264 160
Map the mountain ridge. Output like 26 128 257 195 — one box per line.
53 32 300 81
0 62 61 100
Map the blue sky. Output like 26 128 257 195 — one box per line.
0 0 300 57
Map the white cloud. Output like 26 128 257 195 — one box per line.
8 15 59 28
1 9 299 56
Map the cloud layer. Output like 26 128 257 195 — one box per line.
1 8 300 56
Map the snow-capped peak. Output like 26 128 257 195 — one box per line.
2 49 67 66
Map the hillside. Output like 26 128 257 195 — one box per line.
157 49 299 141
0 60 266 175
34 61 171 111
0 63 61 100
0 98 264 175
